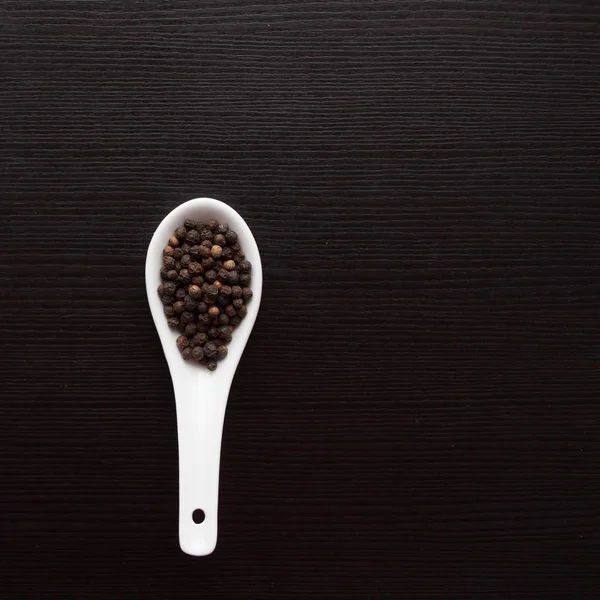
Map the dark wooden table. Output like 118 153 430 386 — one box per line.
1 2 599 598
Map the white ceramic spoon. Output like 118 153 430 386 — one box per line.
145 197 262 556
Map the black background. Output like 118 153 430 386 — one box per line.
1 2 600 598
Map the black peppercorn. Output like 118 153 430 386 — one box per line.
221 247 233 260
189 245 201 258
160 266 169 280
183 295 197 311
216 345 228 361
193 332 208 346
181 311 195 324
166 269 178 281
177 335 189 351
161 282 175 296
182 347 193 360
184 323 197 336
201 257 215 270
217 222 229 235
206 360 217 371
164 305 175 317
174 226 187 240
162 294 174 306
220 285 232 297
217 295 229 307
207 327 219 340
238 260 252 273
230 316 241 328
214 233 226 247
205 269 217 283
181 254 191 267
205 284 219 299
217 325 230 339
227 270 240 285
174 261 182 271
218 313 230 325
194 221 205 231
225 230 238 245
196 301 208 314
199 245 211 258
225 304 237 318
184 219 196 230
180 242 191 253
231 285 242 299
188 285 202 300
199 228 213 242
191 275 204 286
201 239 212 249
232 298 244 310
208 306 220 318
240 273 251 286
175 288 186 301
197 314 211 330
204 341 217 357
237 305 247 318
167 317 180 328
164 245 174 257
173 301 185 314
192 346 204 362
179 269 191 284
242 287 253 300
207 218 218 231
173 247 184 260
186 230 201 244
157 284 165 297
163 255 176 269
189 262 202 275
231 241 241 253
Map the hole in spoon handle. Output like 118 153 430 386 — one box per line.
174 380 228 556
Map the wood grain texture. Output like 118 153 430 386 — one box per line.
1 1 599 598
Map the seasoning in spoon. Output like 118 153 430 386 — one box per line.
158 220 252 370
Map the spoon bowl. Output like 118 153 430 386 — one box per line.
146 197 262 555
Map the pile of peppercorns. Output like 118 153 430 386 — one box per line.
157 218 252 371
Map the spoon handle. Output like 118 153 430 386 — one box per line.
174 378 228 556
